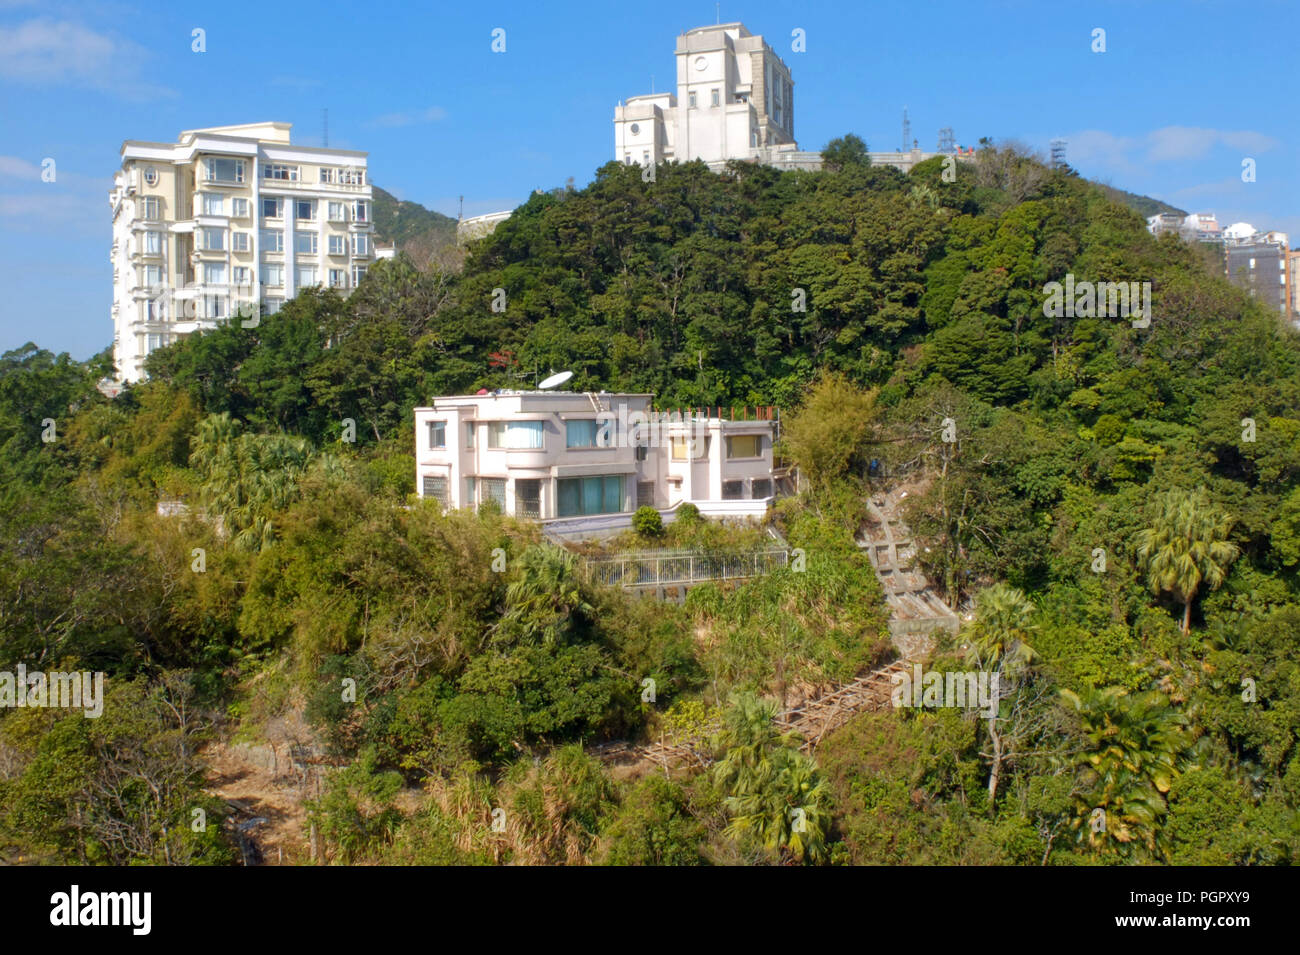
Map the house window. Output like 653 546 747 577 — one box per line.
204 157 244 183
143 231 162 254
670 434 710 460
488 421 544 449
637 481 655 508
296 266 318 287
465 423 476 448
422 474 448 504
351 234 370 255
722 480 744 500
481 478 506 509
565 419 600 448
232 197 249 217
462 476 476 508
643 151 650 164
295 199 316 221
624 153 632 164
262 197 283 219
688 91 697 108
711 88 720 107
328 202 345 221
232 232 249 252
352 200 368 222
328 235 345 255
515 479 541 519
427 420 446 449
202 263 227 285
295 231 318 254
751 478 772 499
140 196 161 220
201 193 224 215
726 434 762 458
200 227 224 251
328 268 346 288
487 421 507 449
260 229 283 253
557 475 624 517
263 164 298 181
351 265 367 287
260 264 284 287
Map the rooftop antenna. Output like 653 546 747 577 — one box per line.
458 195 463 222
901 107 911 153
1050 139 1067 169
322 108 328 148
650 74 654 94
938 127 954 153
537 370 574 390
716 3 720 24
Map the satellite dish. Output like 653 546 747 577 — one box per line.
537 370 574 390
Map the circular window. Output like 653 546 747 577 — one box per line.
694 56 707 71
143 166 158 186
629 123 640 135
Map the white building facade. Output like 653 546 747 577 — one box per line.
110 122 379 382
414 391 778 528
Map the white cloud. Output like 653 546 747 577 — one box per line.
0 18 175 98
1144 126 1279 163
366 106 448 128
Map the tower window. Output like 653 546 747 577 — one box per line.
711 89 720 107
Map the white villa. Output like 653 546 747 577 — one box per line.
414 390 779 531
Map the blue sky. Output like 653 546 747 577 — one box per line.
1 0 1296 360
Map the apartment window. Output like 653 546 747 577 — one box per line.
260 229 283 253
140 196 161 220
565 419 600 448
751 130 759 148
427 420 446 449
487 421 543 449
260 264 284 287
688 91 697 108
202 263 227 285
624 153 632 164
205 295 226 319
142 166 158 186
320 167 335 184
462 476 476 509
557 475 624 517
232 232 249 252
340 168 364 186
481 478 507 510
328 201 345 222
200 227 224 251
726 434 763 458
487 421 507 449
643 151 650 164
352 234 370 256
141 265 163 288
265 298 283 314
465 422 476 448
296 266 319 288
328 268 346 289
232 266 251 288
201 193 224 215
351 265 367 287
328 235 346 255
295 231 318 254
711 88 720 107
515 479 541 519
637 481 655 508
263 164 299 181
146 333 163 351
751 478 772 499
670 434 710 461
204 157 245 183
262 197 283 219
295 199 316 221
352 200 368 222
232 197 249 217
143 231 162 254
422 474 448 504
722 480 744 500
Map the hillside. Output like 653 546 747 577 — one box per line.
371 185 459 266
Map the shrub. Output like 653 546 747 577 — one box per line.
633 505 663 538
675 502 701 525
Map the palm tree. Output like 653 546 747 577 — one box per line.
1134 486 1239 635
1059 686 1190 860
712 693 829 864
498 545 593 647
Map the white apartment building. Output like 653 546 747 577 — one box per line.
414 391 777 529
109 122 379 382
614 22 796 169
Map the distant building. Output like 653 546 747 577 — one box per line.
110 122 379 382
1223 223 1290 316
1290 250 1300 323
1145 211 1221 242
414 390 778 531
614 22 951 174
457 210 513 242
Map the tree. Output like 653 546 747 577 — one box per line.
1134 486 1240 634
821 134 870 173
711 693 829 863
778 373 878 497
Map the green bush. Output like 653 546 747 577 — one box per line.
633 505 663 538
674 502 701 525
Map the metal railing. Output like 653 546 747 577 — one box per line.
584 546 789 589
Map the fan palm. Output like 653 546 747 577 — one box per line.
1134 486 1239 634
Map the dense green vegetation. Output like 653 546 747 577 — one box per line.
2 142 1297 865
